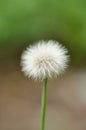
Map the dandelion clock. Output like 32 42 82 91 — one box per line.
21 40 69 130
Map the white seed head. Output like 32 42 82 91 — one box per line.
21 40 69 80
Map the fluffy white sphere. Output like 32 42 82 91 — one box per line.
21 40 69 80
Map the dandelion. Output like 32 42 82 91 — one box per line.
21 40 69 130
21 40 69 80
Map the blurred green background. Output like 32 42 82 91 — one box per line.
0 1 86 130
0 0 86 66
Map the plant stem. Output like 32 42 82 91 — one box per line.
40 77 48 130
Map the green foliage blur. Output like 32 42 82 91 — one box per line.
0 0 86 66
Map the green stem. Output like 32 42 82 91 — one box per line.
40 77 48 130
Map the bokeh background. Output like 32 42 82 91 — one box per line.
0 0 86 130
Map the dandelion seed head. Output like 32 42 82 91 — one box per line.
21 40 69 80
